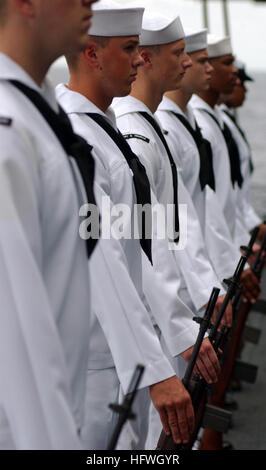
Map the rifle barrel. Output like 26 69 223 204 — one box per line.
183 287 220 388
107 364 144 450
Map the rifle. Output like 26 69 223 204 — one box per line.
156 287 220 450
107 364 145 450
200 228 261 450
157 228 259 451
210 227 259 348
252 233 266 280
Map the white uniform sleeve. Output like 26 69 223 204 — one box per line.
221 111 261 233
172 176 224 310
236 179 261 233
205 186 240 280
0 124 83 449
156 112 225 307
141 188 200 357
192 110 242 278
115 131 200 356
90 168 175 393
234 199 252 248
241 198 261 232
67 112 176 392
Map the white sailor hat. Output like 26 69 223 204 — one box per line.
207 34 233 58
139 12 185 46
185 28 207 54
90 0 144 37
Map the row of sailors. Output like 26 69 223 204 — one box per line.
0 0 264 450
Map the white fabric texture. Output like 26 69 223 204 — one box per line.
57 85 201 449
90 0 144 37
0 54 92 449
114 95 224 310
207 35 232 58
190 94 250 250
157 96 240 281
219 105 261 234
140 13 184 46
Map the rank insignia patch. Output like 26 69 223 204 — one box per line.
123 133 150 143
0 117 12 126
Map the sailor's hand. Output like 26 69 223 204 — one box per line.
149 376 195 444
212 295 233 328
257 223 266 242
240 268 261 304
181 338 220 384
248 242 262 269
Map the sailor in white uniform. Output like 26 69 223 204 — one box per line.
112 11 221 448
218 61 266 241
190 35 260 304
113 13 229 322
190 37 245 242
57 0 218 450
156 29 240 291
0 0 99 450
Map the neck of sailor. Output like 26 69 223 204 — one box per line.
165 87 191 114
197 87 219 109
68 71 114 113
130 70 165 115
0 19 56 86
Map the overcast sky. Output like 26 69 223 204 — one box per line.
49 0 266 84
115 0 266 72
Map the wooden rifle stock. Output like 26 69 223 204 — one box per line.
188 230 259 449
200 228 261 450
157 230 260 451
199 301 251 450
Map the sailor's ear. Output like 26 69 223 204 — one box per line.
82 42 100 69
13 0 35 18
139 48 153 70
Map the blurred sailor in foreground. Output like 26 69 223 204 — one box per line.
0 0 99 449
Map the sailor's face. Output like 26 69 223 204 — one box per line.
34 0 98 56
209 54 238 94
222 82 247 108
181 49 213 94
98 36 144 97
232 83 247 106
157 39 192 92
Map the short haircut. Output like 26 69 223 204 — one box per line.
0 0 8 26
66 35 110 72
88 35 110 48
65 52 80 72
139 45 161 55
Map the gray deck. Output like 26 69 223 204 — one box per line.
225 269 266 450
